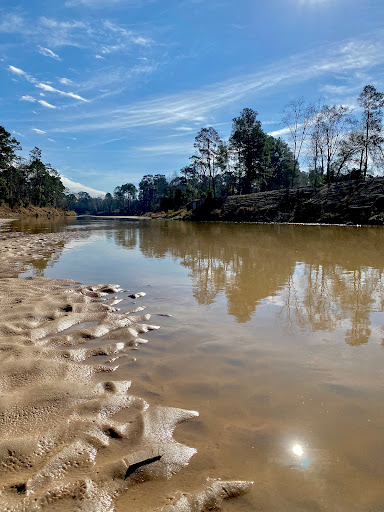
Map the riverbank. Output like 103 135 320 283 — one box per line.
0 221 251 511
0 205 76 219
144 178 384 225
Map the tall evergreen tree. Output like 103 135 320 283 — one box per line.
229 108 267 193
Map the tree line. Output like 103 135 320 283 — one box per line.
1 84 383 215
0 127 66 209
69 84 383 215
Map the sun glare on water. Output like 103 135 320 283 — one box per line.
292 444 304 457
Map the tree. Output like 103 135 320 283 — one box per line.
121 183 137 212
76 191 93 213
267 137 296 190
0 127 23 206
104 192 113 213
139 175 155 211
193 127 222 197
310 105 354 182
0 125 67 209
0 126 21 170
357 85 384 177
282 98 315 187
334 131 364 179
229 108 267 194
215 142 231 196
113 185 124 210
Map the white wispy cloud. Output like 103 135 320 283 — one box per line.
20 95 36 102
60 176 106 197
3 13 155 65
38 99 57 109
268 126 302 137
9 65 29 77
0 13 25 33
320 83 363 96
52 32 384 134
72 62 157 98
36 82 89 101
64 0 155 7
35 15 154 54
38 46 61 60
135 142 193 154
39 17 87 48
58 77 73 85
298 0 329 4
32 128 46 134
130 35 153 47
96 21 154 55
8 64 89 102
174 126 194 132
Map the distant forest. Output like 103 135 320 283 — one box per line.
1 85 383 214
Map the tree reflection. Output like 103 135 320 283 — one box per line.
278 264 383 345
114 225 137 249
113 221 384 345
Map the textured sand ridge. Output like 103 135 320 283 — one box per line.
0 225 251 511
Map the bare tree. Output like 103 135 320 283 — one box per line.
357 85 384 177
282 98 316 187
193 127 222 197
316 105 354 182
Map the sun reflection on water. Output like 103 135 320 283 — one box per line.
290 442 311 469
292 444 304 457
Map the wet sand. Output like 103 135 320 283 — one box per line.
0 222 251 511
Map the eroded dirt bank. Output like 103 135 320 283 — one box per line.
150 178 384 224
0 222 251 511
207 178 384 224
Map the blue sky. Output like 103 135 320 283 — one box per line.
1 0 383 196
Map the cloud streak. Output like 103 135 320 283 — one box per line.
3 13 156 53
9 65 29 77
64 0 155 7
38 46 61 60
0 13 25 33
58 77 73 85
52 32 384 134
135 142 193 154
36 82 88 102
20 95 36 102
38 99 58 109
8 64 89 102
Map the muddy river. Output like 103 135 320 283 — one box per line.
4 217 384 511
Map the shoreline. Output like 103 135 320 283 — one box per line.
0 205 76 219
0 222 251 511
89 213 382 229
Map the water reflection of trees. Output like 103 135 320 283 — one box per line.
279 264 384 345
29 245 65 276
112 221 384 345
114 225 137 249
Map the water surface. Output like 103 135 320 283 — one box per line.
9 218 384 511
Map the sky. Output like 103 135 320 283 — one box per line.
1 0 384 196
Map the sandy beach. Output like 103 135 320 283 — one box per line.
0 220 250 511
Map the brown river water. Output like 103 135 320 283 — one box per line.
3 217 384 511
